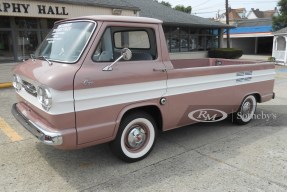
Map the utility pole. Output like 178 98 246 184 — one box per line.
225 0 230 48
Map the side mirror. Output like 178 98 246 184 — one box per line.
122 48 132 61
102 48 132 71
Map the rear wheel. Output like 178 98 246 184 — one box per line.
232 95 257 125
110 111 157 162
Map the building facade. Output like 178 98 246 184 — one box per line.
223 18 273 55
0 0 138 62
0 0 229 63
217 7 276 55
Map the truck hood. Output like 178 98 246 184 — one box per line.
13 59 81 91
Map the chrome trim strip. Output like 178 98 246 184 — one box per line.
11 103 63 145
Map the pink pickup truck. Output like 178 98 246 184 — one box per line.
12 15 275 162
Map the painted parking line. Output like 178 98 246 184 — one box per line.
0 117 23 142
0 82 13 89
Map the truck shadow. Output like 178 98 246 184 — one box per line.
36 108 286 191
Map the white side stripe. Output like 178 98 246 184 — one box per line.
17 69 275 115
165 69 275 96
74 80 167 111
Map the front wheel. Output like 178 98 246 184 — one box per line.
110 111 157 162
232 95 257 125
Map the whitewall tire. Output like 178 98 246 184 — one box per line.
233 95 257 125
110 111 157 162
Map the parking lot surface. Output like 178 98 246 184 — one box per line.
0 66 287 192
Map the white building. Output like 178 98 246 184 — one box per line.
246 8 279 19
272 27 287 65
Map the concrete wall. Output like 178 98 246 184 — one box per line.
169 51 208 60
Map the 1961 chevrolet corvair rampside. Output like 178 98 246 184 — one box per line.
12 15 275 162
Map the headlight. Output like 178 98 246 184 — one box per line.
37 86 52 111
12 74 22 92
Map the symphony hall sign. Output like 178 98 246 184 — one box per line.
0 2 68 15
0 0 136 18
0 1 69 17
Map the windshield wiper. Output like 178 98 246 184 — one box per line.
37 56 53 65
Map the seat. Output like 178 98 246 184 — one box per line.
131 52 153 61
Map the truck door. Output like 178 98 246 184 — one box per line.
73 23 167 144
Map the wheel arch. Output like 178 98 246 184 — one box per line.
235 92 260 112
112 103 163 140
252 93 261 103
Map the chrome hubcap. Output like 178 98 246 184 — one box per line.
242 101 251 113
127 126 146 149
240 97 256 122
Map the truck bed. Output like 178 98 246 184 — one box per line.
171 58 264 69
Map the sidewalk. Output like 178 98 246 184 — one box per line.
240 54 270 61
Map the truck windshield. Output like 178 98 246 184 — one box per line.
34 21 96 63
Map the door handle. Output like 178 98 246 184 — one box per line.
153 68 167 72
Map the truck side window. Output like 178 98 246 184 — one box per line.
93 27 157 62
114 31 150 49
93 28 114 62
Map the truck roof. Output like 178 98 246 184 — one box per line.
57 15 163 24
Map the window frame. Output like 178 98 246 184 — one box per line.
92 26 158 62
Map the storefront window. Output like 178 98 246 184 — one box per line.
15 18 38 29
198 36 206 51
0 31 14 62
200 29 209 35
163 26 171 52
163 25 220 53
180 28 189 52
171 27 180 52
41 31 49 40
0 17 10 28
206 36 212 50
212 29 219 35
17 31 39 60
0 19 222 63
189 28 198 51
47 19 59 29
0 17 61 63
189 35 198 51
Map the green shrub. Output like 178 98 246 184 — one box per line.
208 48 243 59
267 56 275 62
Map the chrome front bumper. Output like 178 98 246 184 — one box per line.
11 103 63 145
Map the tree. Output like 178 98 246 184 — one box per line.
272 0 287 31
161 1 172 8
174 5 192 14
154 1 192 14
154 0 172 8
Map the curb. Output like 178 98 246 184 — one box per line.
0 82 13 89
